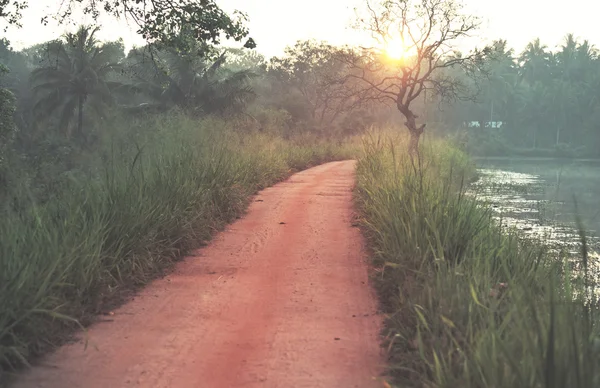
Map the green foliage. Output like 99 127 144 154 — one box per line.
0 89 15 149
355 130 600 387
267 40 383 134
125 46 257 116
0 111 355 374
0 65 15 144
0 64 16 194
430 35 600 157
3 0 253 57
0 0 27 27
29 26 125 140
1 27 386 147
84 0 254 56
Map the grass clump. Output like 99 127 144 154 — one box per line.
0 111 355 376
355 130 600 388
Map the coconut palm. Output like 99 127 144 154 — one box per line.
519 38 551 84
555 33 580 81
125 45 256 116
471 40 517 127
29 25 124 140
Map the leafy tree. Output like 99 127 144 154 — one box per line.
519 38 551 85
0 38 33 131
30 25 125 140
2 0 255 56
269 40 373 130
0 0 26 27
0 39 28 90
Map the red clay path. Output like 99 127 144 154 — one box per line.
13 161 383 388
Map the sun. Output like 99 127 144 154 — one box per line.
385 38 407 60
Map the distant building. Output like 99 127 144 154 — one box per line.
467 121 504 129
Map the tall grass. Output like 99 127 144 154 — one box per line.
0 111 356 376
355 130 600 387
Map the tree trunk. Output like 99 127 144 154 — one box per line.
398 104 425 156
409 129 421 156
404 115 425 156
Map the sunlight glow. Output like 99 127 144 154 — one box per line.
386 39 405 60
385 38 408 60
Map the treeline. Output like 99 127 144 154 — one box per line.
0 27 393 208
429 37 600 157
0 24 367 373
3 24 597 199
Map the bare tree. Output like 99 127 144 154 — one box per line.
347 0 484 155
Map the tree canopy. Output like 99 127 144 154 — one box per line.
425 34 600 156
269 40 375 129
1 0 256 55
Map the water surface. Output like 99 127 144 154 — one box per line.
472 157 600 258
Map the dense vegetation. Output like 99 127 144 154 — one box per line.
428 37 600 157
355 132 599 387
0 23 368 376
0 110 354 374
1 0 599 384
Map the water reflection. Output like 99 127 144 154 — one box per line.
471 159 600 261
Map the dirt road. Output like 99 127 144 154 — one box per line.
13 161 382 388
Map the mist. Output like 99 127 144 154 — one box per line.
1 1 599 386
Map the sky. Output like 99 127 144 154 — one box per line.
2 0 599 58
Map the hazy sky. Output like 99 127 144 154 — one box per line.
2 0 599 57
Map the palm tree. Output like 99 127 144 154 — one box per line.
552 35 599 146
556 34 579 81
125 45 256 116
30 25 124 140
517 81 554 148
519 38 550 84
480 40 517 127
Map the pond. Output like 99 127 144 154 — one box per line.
471 157 600 260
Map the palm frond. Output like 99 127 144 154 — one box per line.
205 52 227 79
32 90 64 119
28 25 125 136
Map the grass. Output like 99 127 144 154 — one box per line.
354 129 600 387
0 111 356 378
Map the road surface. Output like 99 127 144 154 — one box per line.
13 160 383 388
